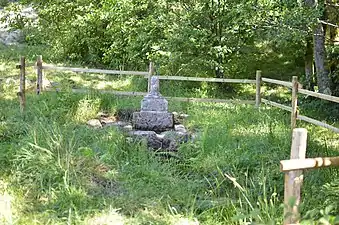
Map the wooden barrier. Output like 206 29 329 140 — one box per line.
262 76 339 134
71 89 255 104
283 128 307 225
281 156 339 172
72 89 147 96
297 115 339 133
41 65 149 76
36 55 43 95
291 76 298 130
262 99 292 112
256 70 262 108
19 56 26 112
281 128 339 224
157 76 256 84
298 88 339 104
262 77 292 87
16 56 339 135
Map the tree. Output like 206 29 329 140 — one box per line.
11 0 337 93
304 0 315 91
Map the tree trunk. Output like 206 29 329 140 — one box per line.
303 0 315 91
305 38 314 91
313 22 332 94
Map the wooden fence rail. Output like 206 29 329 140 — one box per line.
262 77 292 87
16 56 339 134
298 88 339 103
281 128 339 225
262 98 292 112
260 74 339 134
41 65 149 76
283 128 307 225
157 75 256 84
18 56 25 112
15 56 339 225
72 89 256 104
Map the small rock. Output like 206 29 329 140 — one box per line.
175 124 187 133
104 121 128 127
122 125 133 131
179 113 189 119
161 130 189 143
156 134 165 139
87 119 102 129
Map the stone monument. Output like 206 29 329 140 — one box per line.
132 76 174 132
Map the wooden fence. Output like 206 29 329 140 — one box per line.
256 73 339 134
281 128 339 225
17 56 339 134
16 57 339 224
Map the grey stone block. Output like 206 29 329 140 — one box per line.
141 96 168 112
133 111 174 132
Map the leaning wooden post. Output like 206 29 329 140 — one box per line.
19 56 26 112
284 128 307 225
291 76 298 129
36 55 43 95
148 62 155 92
255 70 262 108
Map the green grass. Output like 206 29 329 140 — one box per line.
1 44 339 224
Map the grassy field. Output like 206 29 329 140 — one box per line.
1 44 339 224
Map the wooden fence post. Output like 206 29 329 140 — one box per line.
291 76 298 129
255 70 262 108
19 56 26 112
148 62 154 92
36 55 43 95
284 128 307 225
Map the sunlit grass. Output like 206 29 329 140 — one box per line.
1 44 339 224
0 180 13 225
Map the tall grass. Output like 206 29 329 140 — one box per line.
1 44 339 224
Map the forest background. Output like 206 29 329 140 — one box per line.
2 0 339 95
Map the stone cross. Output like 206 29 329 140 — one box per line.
133 75 173 131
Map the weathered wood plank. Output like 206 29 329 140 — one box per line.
284 128 307 225
262 77 292 87
256 70 262 108
298 88 339 104
40 65 149 76
291 76 298 129
19 56 26 112
297 115 339 133
281 156 339 172
70 89 254 104
262 99 292 112
36 55 43 95
71 89 147 96
166 97 255 104
157 76 256 84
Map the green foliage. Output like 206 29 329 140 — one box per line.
0 0 8 7
9 0 322 81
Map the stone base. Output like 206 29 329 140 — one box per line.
133 111 174 132
128 130 189 151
